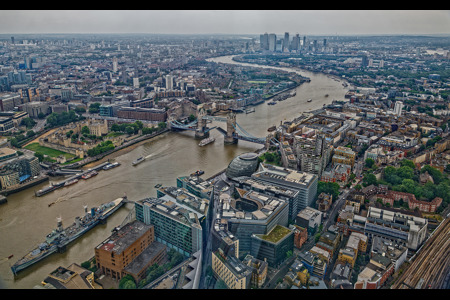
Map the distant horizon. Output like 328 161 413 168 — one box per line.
0 10 449 36
1 32 450 38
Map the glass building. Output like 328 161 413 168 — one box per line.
225 152 260 179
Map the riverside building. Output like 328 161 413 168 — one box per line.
231 164 318 221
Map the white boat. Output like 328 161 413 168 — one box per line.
199 137 215 147
132 157 145 166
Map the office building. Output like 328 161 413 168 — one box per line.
268 34 276 52
94 220 157 281
242 254 268 288
212 248 252 289
250 164 318 220
394 101 404 116
112 57 118 73
0 156 40 189
260 33 269 50
295 207 322 235
135 195 204 256
283 32 289 52
38 264 101 289
294 133 332 177
364 207 427 250
220 188 289 255
250 225 294 267
225 152 260 179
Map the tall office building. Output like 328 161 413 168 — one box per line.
250 164 318 220
112 57 118 73
283 32 290 52
268 34 276 52
165 75 174 90
295 133 332 178
291 34 300 51
394 101 404 116
260 33 269 50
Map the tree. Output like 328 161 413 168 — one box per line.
157 122 167 130
188 114 196 122
26 130 35 138
111 123 120 132
365 158 375 169
125 126 135 135
135 120 144 129
400 159 415 169
89 102 101 113
119 275 136 289
363 173 377 186
21 117 36 129
81 125 90 135
34 152 44 162
74 106 86 115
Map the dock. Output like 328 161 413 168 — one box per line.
35 161 114 197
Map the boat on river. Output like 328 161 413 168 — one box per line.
11 198 126 275
199 137 215 147
132 157 145 166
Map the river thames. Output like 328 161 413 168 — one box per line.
0 54 349 288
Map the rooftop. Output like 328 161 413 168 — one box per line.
256 224 292 244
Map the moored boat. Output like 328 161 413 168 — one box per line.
11 198 126 275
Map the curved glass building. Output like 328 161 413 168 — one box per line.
225 152 260 179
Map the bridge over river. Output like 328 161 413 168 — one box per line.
168 109 279 146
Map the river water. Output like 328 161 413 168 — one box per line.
0 55 348 289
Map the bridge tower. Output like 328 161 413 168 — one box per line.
195 106 209 139
167 114 176 130
224 111 238 144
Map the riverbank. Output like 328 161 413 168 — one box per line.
81 129 170 169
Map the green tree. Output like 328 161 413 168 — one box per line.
365 158 375 168
89 102 101 113
125 126 134 135
119 275 136 289
111 123 120 132
188 114 196 122
363 173 377 186
400 159 415 169
26 130 35 138
34 152 44 162
81 125 90 135
21 117 36 128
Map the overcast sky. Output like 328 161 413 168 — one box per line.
1 10 449 35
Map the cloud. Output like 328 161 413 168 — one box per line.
0 10 449 35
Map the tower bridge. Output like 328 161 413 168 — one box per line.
168 109 278 146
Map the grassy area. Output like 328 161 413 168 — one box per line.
24 143 75 159
247 80 268 84
105 131 125 138
260 225 291 243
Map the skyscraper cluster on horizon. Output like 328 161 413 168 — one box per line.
260 32 327 53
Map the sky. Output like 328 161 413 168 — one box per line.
0 10 449 36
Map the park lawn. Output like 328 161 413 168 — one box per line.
247 80 268 84
24 143 76 159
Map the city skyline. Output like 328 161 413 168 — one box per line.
1 10 450 36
